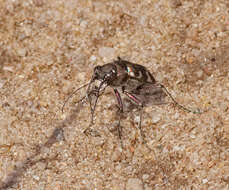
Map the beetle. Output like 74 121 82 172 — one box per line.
62 57 201 143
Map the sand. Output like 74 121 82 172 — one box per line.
0 0 228 189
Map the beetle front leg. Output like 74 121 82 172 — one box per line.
84 83 108 136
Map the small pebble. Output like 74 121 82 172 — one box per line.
3 66 14 72
17 48 27 57
126 178 143 190
0 82 4 88
98 47 115 59
142 174 149 180
89 55 97 62
152 113 161 123
202 178 208 184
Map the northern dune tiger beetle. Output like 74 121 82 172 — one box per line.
62 57 201 145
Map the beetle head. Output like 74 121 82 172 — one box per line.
92 63 117 84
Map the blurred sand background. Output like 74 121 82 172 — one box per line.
0 0 228 189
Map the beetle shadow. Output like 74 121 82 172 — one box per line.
0 103 83 190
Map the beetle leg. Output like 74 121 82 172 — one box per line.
157 83 202 114
84 83 108 136
123 91 146 144
88 82 108 124
114 89 123 146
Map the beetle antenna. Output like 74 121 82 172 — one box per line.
62 82 90 113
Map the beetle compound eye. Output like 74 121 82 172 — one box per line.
93 66 101 79
94 66 99 73
107 69 116 78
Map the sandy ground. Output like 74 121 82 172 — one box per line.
0 0 229 189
